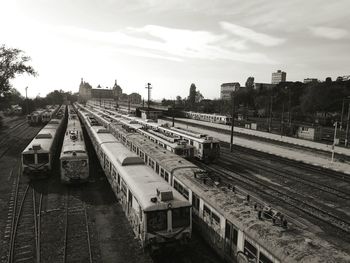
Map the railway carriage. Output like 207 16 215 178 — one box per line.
41 105 60 123
78 108 192 251
60 105 89 183
27 109 45 125
22 105 66 178
184 111 232 125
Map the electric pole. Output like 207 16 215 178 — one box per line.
25 86 29 114
345 102 350 147
230 94 235 152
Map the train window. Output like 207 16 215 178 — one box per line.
121 181 127 196
164 172 169 182
212 211 220 225
160 168 165 178
23 154 35 164
259 252 273 263
147 211 167 232
155 163 159 174
172 207 190 228
203 143 210 149
244 240 257 262
183 188 189 200
203 205 211 217
37 153 49 164
192 194 200 211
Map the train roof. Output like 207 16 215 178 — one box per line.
23 126 60 153
173 169 350 263
101 142 190 211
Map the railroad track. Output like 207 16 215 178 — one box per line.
220 150 350 200
5 176 43 263
223 143 350 184
0 122 40 160
63 187 93 263
192 159 350 234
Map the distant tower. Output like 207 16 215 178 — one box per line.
271 70 286 84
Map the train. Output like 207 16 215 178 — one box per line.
26 105 60 125
184 111 232 125
86 103 220 162
84 105 195 159
60 105 89 183
41 105 60 124
76 103 349 263
21 105 66 178
77 106 192 251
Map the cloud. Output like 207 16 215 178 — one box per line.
309 26 348 40
220 21 286 46
55 24 276 64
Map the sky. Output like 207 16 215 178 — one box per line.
1 0 349 100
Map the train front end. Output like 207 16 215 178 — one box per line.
21 144 51 178
60 148 89 183
144 189 192 252
201 137 221 163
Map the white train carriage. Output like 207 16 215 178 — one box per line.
79 103 350 263
78 108 192 250
27 109 46 125
60 106 89 183
22 105 66 178
41 105 60 123
184 111 232 125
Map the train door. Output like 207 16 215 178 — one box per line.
224 220 238 258
128 190 133 215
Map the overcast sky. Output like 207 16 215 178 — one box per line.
1 0 349 99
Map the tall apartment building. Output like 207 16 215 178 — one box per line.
271 70 286 84
220 82 240 100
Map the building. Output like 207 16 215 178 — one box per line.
220 82 240 100
271 70 286 84
78 78 142 104
254 83 276 92
304 78 319 84
128 92 142 104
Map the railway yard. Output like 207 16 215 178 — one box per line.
0 106 350 262
0 114 222 263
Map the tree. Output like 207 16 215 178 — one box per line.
188 83 196 105
325 77 332 83
0 45 37 98
195 90 204 103
245 76 255 89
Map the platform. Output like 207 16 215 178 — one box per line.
159 118 350 175
168 117 350 157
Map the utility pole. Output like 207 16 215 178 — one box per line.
25 86 29 114
230 94 235 152
345 102 350 147
145 83 152 109
280 103 284 136
340 99 345 130
331 121 338 163
268 95 273 132
288 87 292 127
172 99 175 127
